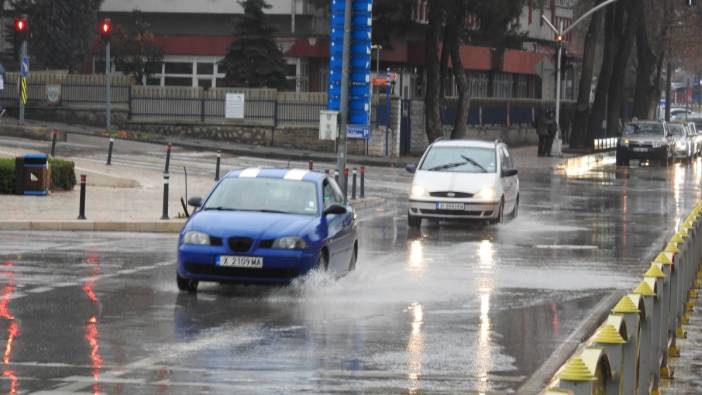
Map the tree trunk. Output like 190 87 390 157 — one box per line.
571 1 603 149
606 0 641 136
588 6 619 142
633 13 657 119
449 1 469 139
439 25 450 99
424 2 444 142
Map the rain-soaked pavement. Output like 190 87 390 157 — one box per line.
1 136 702 393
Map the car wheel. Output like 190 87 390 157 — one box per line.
490 197 504 225
348 244 357 272
408 211 422 228
177 273 198 293
512 195 519 219
315 250 329 272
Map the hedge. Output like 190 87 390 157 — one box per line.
0 157 76 194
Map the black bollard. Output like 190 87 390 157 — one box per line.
78 174 87 220
161 173 170 220
334 170 339 184
106 137 114 165
343 168 349 201
50 130 57 157
352 168 357 200
164 143 172 173
360 166 365 199
215 151 221 181
308 160 313 170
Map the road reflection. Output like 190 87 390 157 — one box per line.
406 303 423 394
83 254 102 395
0 261 18 395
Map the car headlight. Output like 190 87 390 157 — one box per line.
410 185 427 198
677 141 686 148
475 187 496 201
272 236 308 249
620 139 629 147
183 231 210 245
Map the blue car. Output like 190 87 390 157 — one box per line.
177 168 358 292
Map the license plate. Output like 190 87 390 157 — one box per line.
633 147 649 152
436 202 465 210
217 256 263 268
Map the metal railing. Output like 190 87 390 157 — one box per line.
546 203 702 394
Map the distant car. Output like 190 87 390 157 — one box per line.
617 121 673 166
687 121 702 156
669 122 694 160
405 139 519 227
177 168 358 292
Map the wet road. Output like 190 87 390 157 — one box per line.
1 135 702 393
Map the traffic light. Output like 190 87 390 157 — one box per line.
99 18 112 41
13 16 27 40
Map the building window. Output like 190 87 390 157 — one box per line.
164 77 193 86
198 78 212 89
493 72 513 98
197 63 214 75
468 71 489 98
165 62 193 74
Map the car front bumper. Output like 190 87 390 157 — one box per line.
177 244 318 285
618 146 667 161
408 199 500 220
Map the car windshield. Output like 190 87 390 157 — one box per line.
623 123 664 137
670 125 686 137
419 146 496 173
203 177 318 215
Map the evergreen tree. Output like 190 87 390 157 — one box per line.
10 0 103 72
220 0 289 89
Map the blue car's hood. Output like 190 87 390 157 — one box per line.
185 210 317 240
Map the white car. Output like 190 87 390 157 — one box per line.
405 139 519 227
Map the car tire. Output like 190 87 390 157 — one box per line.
490 197 504 225
315 251 329 272
177 273 198 293
512 195 519 219
408 212 422 228
348 244 357 272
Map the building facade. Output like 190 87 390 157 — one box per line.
98 0 577 100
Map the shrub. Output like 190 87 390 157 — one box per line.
0 157 76 194
0 158 14 194
48 158 76 191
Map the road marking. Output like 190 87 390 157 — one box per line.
534 245 599 250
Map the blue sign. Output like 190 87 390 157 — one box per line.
20 56 29 77
328 0 373 140
347 124 370 139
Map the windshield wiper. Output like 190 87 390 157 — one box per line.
203 206 237 211
460 155 488 173
258 209 289 214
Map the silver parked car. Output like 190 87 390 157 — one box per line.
670 122 694 161
687 122 702 156
617 121 674 166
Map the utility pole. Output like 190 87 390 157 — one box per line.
14 15 28 124
100 18 113 131
336 0 352 195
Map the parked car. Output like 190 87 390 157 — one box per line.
687 121 702 156
177 168 358 293
669 122 694 161
617 121 673 166
405 139 519 227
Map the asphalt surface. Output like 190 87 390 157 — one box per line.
1 134 701 393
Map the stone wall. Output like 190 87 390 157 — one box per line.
8 105 129 130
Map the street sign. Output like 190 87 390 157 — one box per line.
347 124 370 140
328 0 373 138
224 93 245 119
20 56 29 77
319 110 339 140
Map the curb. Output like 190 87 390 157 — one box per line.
0 220 185 233
517 290 625 394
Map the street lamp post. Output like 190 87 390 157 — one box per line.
541 0 627 156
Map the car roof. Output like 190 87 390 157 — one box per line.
223 168 325 183
430 139 498 149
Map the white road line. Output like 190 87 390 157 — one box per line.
534 245 599 250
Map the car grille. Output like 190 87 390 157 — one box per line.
210 236 223 246
228 237 253 252
419 209 486 216
185 263 299 279
630 143 653 149
429 191 473 198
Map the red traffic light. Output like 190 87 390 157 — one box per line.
13 17 27 33
99 18 112 40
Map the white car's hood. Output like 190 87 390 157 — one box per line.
412 170 498 194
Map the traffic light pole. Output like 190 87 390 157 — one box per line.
336 0 352 201
18 39 26 124
105 39 111 131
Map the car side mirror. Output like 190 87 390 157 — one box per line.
188 196 203 208
405 164 417 173
502 169 518 177
323 203 347 215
